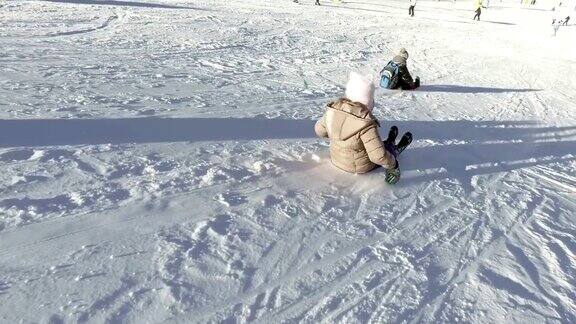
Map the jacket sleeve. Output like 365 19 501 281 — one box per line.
399 65 416 90
314 114 329 138
360 125 397 169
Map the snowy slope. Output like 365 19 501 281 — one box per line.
1 0 575 323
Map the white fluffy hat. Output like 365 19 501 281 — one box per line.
398 47 409 60
345 71 375 111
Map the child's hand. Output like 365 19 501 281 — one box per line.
385 166 401 184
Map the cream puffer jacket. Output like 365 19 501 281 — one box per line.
315 98 397 174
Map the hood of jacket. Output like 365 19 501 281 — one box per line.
324 98 378 141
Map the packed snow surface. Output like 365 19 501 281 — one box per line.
1 0 576 322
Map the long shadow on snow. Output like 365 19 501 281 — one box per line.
5 118 570 147
346 1 473 13
343 1 406 11
398 140 576 189
318 4 479 26
329 2 477 23
483 20 516 26
418 84 540 94
0 118 316 148
322 4 392 14
43 0 210 10
379 120 576 188
0 118 574 187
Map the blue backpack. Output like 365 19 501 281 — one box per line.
379 61 399 89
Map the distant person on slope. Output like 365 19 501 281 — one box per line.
409 0 417 16
315 72 409 184
563 16 570 25
473 0 484 20
379 48 420 90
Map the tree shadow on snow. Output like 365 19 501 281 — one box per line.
0 118 574 189
43 0 211 10
418 84 540 94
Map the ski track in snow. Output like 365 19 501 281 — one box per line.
1 0 576 323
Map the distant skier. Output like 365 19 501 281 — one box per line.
473 0 484 20
379 48 420 90
315 72 411 184
553 19 562 35
564 16 570 25
409 0 416 16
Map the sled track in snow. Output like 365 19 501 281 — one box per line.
46 14 119 38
